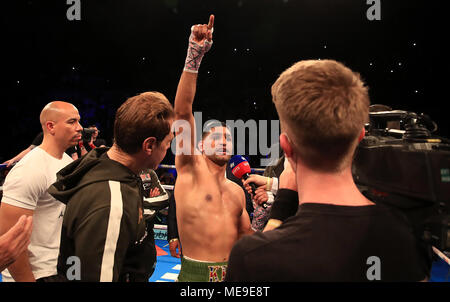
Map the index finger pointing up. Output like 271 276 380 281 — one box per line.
207 14 214 29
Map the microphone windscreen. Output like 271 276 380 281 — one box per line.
229 155 251 179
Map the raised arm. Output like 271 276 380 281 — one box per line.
174 15 214 169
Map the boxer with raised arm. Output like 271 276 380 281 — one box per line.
173 15 253 282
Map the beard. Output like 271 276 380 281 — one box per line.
206 153 231 167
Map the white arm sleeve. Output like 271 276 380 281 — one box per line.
1 162 46 210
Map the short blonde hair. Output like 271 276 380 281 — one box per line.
272 59 370 172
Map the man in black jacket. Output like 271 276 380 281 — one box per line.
49 92 174 282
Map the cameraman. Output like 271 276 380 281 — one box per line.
89 125 107 148
73 125 106 158
226 59 430 282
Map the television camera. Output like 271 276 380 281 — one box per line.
352 109 450 257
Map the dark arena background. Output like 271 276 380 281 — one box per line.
0 0 448 288
1 0 447 164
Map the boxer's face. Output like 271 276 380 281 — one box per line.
202 126 233 166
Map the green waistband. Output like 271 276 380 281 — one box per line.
177 256 228 282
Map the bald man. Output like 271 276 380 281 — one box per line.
0 101 82 282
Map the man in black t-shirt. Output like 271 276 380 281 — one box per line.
226 59 430 282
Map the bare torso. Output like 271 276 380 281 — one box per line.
174 156 248 262
172 18 252 262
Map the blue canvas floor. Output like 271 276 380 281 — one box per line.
429 257 450 282
148 239 449 282
0 240 448 282
149 239 181 282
